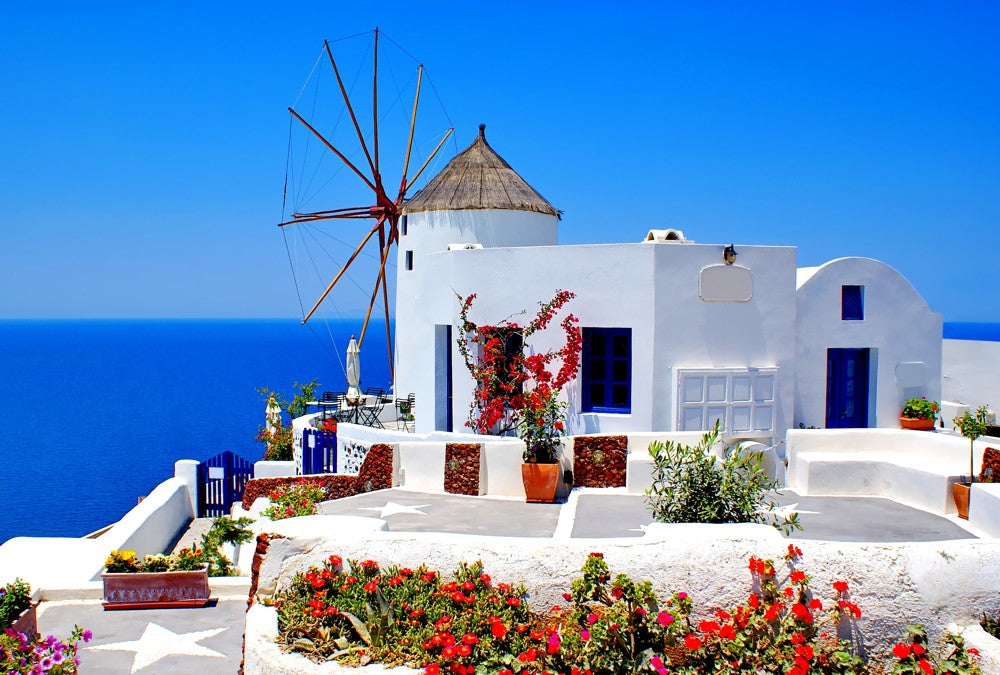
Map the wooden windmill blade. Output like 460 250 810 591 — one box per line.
279 29 454 384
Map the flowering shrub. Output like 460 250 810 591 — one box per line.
275 556 532 670
889 625 980 674
645 421 800 534
901 397 939 421
104 516 254 576
0 579 31 630
311 418 338 433
263 480 327 520
256 380 321 461
0 625 91 674
273 548 981 674
456 290 582 463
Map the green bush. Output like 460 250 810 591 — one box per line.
0 578 31 629
644 421 799 533
200 516 255 576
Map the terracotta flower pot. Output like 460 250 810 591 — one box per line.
952 482 971 520
521 463 560 503
9 603 38 638
900 416 935 431
102 569 212 610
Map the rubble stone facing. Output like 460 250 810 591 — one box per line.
444 443 482 495
573 435 627 487
241 444 394 509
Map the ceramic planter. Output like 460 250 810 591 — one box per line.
8 603 38 638
900 416 935 431
521 463 560 503
102 569 212 610
953 482 971 520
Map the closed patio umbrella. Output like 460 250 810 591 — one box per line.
265 394 282 433
346 336 361 402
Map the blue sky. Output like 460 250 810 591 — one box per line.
2 1 998 320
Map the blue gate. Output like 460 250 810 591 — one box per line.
302 429 337 474
197 450 254 517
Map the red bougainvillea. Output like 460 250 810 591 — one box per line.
456 290 582 463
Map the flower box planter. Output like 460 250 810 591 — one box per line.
102 569 212 611
8 603 38 638
899 416 936 431
521 463 560 503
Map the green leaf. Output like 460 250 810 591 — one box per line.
341 610 373 646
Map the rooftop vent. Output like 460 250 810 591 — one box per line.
447 243 484 251
643 228 690 243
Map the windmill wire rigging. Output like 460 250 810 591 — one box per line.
296 37 373 210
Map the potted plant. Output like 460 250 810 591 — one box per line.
102 516 254 609
0 578 36 638
900 396 939 430
102 548 212 610
952 405 989 519
456 290 582 503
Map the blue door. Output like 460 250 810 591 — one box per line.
825 348 870 428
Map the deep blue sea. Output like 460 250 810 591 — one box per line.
0 319 391 544
943 321 1000 341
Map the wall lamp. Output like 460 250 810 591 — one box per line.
723 244 737 265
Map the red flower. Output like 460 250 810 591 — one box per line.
892 643 912 659
912 644 926 655
491 622 508 639
833 580 849 593
790 570 806 583
918 658 934 674
684 634 703 651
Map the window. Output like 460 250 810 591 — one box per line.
842 285 863 320
401 215 408 236
405 250 413 271
582 328 631 413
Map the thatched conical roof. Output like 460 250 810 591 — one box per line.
403 125 559 217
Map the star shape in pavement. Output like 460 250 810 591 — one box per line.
87 622 228 673
768 502 820 518
359 501 429 518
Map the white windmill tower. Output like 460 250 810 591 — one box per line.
394 124 560 431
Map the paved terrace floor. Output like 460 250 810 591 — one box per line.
317 487 977 542
40 488 979 673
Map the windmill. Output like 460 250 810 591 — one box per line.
279 29 454 383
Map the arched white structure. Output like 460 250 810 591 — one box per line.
795 257 942 429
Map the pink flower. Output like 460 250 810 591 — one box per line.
587 613 599 625
580 630 590 641
657 612 674 626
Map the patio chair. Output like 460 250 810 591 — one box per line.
318 391 343 420
359 387 386 428
397 393 415 432
333 393 356 423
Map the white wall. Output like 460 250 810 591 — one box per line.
394 209 559 433
943 338 1000 413
0 476 194 589
432 241 796 442
795 258 942 429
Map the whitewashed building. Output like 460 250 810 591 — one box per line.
393 126 942 444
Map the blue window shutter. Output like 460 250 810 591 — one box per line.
582 328 632 413
842 285 863 320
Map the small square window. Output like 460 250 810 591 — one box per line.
842 285 863 320
405 250 413 271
